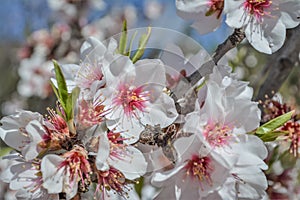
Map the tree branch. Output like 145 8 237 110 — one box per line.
171 28 246 114
187 28 245 85
212 28 246 64
256 26 300 101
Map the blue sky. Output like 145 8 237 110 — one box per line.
0 0 231 53
0 0 50 42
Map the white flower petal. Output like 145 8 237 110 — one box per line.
224 0 241 13
151 165 185 187
107 118 144 144
80 36 107 61
23 120 46 160
134 59 166 87
226 6 249 28
0 111 43 152
109 146 147 180
176 0 208 13
96 133 110 171
41 154 65 194
279 1 300 29
192 13 222 34
141 93 178 128
245 18 286 54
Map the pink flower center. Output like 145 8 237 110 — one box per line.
40 108 71 150
78 97 110 128
107 131 129 160
203 122 232 148
45 108 69 135
184 155 213 189
113 83 149 117
243 0 272 22
59 146 91 190
95 167 129 197
206 0 224 19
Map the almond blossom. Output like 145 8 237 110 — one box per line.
2 3 297 196
18 56 53 98
226 0 300 53
152 64 268 199
176 0 300 53
1 153 59 200
41 145 91 200
94 128 147 179
99 56 178 143
80 124 147 199
0 109 73 162
203 135 268 199
176 0 226 34
185 66 261 152
50 37 109 97
0 111 45 161
152 135 233 199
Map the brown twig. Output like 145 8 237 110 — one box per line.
256 26 300 102
212 28 246 63
186 28 245 85
171 28 246 114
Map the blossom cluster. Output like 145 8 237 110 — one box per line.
14 0 143 100
176 0 300 54
0 31 270 199
17 23 77 99
0 0 299 199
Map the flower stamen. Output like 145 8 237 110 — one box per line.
203 122 232 148
184 155 213 190
243 0 273 22
113 83 150 118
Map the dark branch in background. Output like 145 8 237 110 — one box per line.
187 28 245 85
256 25 300 102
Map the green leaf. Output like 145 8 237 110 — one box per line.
52 60 78 121
52 60 68 110
64 87 79 120
119 20 128 55
259 130 289 142
65 94 73 121
256 111 294 135
0 147 12 157
134 177 144 198
131 27 152 63
127 31 137 58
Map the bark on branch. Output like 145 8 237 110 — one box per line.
172 28 245 114
187 28 245 85
212 28 246 64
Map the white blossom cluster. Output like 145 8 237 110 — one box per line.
176 0 300 54
0 35 268 199
0 0 299 199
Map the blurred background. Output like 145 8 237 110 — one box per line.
0 0 299 119
0 1 300 199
